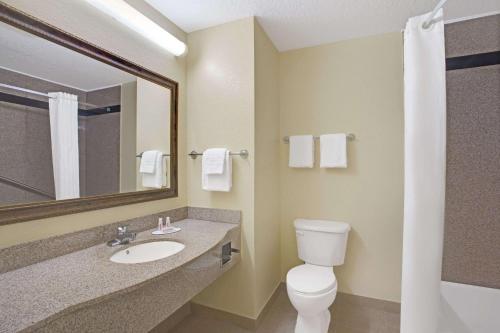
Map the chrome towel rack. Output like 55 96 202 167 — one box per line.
283 133 355 144
136 152 170 158
189 149 249 159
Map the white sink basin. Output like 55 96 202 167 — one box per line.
110 241 185 264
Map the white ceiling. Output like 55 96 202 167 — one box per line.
0 21 136 91
145 0 500 51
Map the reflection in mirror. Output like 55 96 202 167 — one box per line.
0 20 171 207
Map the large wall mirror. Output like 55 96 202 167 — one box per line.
0 3 178 225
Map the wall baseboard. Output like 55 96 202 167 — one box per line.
254 283 284 328
332 291 400 333
188 283 284 330
190 303 257 330
150 303 192 333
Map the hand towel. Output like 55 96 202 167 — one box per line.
202 150 232 192
289 135 314 168
141 151 165 188
139 150 160 173
320 134 347 168
202 148 227 174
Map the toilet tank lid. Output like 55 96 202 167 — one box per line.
294 219 350 233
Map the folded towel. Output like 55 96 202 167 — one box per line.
202 150 232 192
289 135 314 168
202 148 227 174
141 151 165 188
320 134 347 168
139 150 160 173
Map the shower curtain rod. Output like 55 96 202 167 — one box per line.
0 83 97 108
422 0 448 29
0 91 121 116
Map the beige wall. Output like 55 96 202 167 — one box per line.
279 32 404 302
186 17 257 318
120 81 137 193
136 77 171 189
187 18 281 320
0 0 187 248
253 21 282 313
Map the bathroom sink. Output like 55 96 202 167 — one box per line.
110 241 185 264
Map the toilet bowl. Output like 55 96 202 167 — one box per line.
286 219 350 333
287 264 337 333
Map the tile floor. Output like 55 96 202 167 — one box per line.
170 286 400 333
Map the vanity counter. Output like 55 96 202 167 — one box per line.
0 218 240 333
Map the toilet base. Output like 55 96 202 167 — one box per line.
295 309 331 333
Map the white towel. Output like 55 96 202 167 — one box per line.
320 134 347 168
289 135 314 168
202 148 227 174
140 151 165 188
202 150 232 192
139 150 160 173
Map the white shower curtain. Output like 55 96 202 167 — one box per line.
401 9 446 333
48 92 80 200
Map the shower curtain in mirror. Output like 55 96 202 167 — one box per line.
48 92 80 200
401 9 446 333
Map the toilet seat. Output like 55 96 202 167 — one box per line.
287 264 337 295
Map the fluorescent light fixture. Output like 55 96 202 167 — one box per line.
86 0 187 56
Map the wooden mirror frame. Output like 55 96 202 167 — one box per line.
0 3 178 225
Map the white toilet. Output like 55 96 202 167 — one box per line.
286 219 350 333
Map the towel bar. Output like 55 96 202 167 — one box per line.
189 149 249 159
136 153 170 158
283 133 355 144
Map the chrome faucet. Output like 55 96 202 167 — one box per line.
107 225 137 247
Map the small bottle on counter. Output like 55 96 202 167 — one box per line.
152 217 166 235
158 217 164 232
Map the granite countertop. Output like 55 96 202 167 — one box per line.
0 219 238 333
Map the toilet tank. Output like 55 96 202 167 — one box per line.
294 219 350 266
